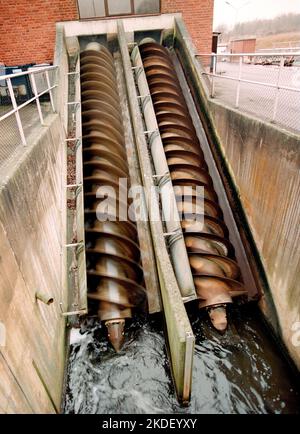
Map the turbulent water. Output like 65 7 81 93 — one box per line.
63 306 300 414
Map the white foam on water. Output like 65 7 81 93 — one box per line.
70 328 88 345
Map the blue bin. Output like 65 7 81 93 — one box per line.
0 63 35 104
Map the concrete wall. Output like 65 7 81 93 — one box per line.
0 114 67 413
209 102 300 369
0 26 68 413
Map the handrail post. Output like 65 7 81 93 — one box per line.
45 70 55 112
235 55 243 108
6 77 27 146
31 73 44 125
272 56 284 123
211 53 216 98
0 65 58 150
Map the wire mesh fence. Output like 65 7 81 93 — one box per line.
0 111 21 168
0 65 58 173
197 53 300 134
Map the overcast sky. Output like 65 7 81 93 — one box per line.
213 0 300 29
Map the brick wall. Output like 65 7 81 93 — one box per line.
162 0 214 54
0 0 213 66
230 39 256 54
0 0 78 65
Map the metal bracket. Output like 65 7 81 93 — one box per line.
152 171 168 179
152 171 170 187
67 101 81 118
59 302 86 317
67 71 80 83
167 230 184 248
65 137 82 151
67 183 83 198
65 136 82 142
65 241 84 249
163 230 179 237
157 172 171 188
66 183 82 189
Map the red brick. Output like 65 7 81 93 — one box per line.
0 0 78 65
162 0 214 54
0 1 213 65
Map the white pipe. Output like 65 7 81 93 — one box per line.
35 291 54 305
131 45 195 298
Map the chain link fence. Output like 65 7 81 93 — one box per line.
0 66 57 173
196 53 300 134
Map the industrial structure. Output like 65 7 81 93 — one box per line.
0 1 299 414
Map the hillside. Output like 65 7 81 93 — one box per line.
216 13 300 44
256 32 300 50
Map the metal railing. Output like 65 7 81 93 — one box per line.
258 47 300 54
195 52 300 131
0 65 58 146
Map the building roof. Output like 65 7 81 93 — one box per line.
230 36 256 42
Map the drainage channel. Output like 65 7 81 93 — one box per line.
62 34 300 414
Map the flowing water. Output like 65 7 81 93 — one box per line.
63 305 300 414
